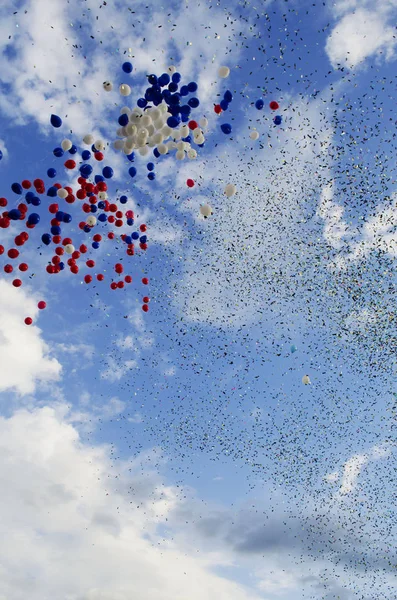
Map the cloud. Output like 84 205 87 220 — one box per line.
0 405 265 600
325 5 397 68
0 280 61 395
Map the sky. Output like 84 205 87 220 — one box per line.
0 0 396 598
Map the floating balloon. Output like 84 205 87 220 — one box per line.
291 345 297 353
255 99 264 110
38 301 46 310
103 81 113 92
200 204 212 218
50 114 62 128
24 317 33 326
249 131 259 140
302 375 311 385
218 66 230 78
122 61 133 73
224 183 236 197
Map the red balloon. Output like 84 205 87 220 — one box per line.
85 183 94 193
114 263 123 274
89 196 97 205
62 237 72 245
125 275 132 283
12 279 22 287
72 250 80 260
125 210 134 219
94 152 104 161
20 232 29 241
4 264 13 273
65 194 75 204
107 216 115 224
55 247 65 256
143 296 150 303
109 203 117 213
53 235 61 244
0 244 4 255
115 210 123 218
82 203 91 213
22 180 31 189
97 274 104 281
117 281 124 289
139 243 148 251
18 203 28 213
214 104 222 114
79 244 88 254
96 181 107 191
0 198 7 207
34 178 44 189
64 159 76 170
53 183 62 189
8 248 19 259
0 217 10 228
19 263 28 272
186 179 195 188
38 301 46 310
142 277 149 285
49 203 59 214
86 259 95 268
84 274 92 284
70 265 79 274
14 236 24 247
93 234 102 242
24 317 33 326
139 224 147 232
110 282 117 290
115 219 123 227
188 120 198 130
108 232 115 240
142 304 149 312
46 265 55 274
76 189 86 200
52 255 61 265
126 247 134 256
269 101 279 110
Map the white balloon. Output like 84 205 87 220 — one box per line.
162 125 173 138
120 106 131 115
139 146 149 156
302 375 311 385
95 140 106 151
173 130 182 141
193 128 202 138
116 127 126 138
126 123 137 136
224 183 236 197
103 81 113 91
98 191 107 200
167 65 176 74
176 150 185 160
64 244 75 255
61 139 72 151
187 149 197 159
113 139 124 150
83 134 94 145
166 140 176 150
57 188 68 199
86 216 97 227
132 107 144 117
176 141 185 151
218 66 230 78
150 108 161 121
119 84 131 96
157 143 168 155
159 102 168 113
195 135 204 145
153 132 164 145
147 124 155 136
199 117 208 129
200 204 212 217
180 125 189 138
250 131 259 140
153 118 165 131
141 115 152 127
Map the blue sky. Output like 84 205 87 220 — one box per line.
0 0 396 598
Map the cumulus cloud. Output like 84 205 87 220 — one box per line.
0 405 265 600
0 280 61 395
325 5 397 68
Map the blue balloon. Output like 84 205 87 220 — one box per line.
167 115 180 128
129 166 137 178
182 135 192 143
131 231 140 240
83 225 91 233
94 175 104 183
181 113 189 123
220 99 229 111
127 152 135 162
148 172 155 180
224 90 233 103
274 115 282 125
90 204 97 213
8 209 21 220
80 164 93 177
118 113 129 126
41 233 51 245
255 99 264 110
97 201 105 209
168 82 178 93
11 182 23 195
147 162 154 171
63 213 72 223
172 72 181 83
47 187 57 197
220 123 232 134
56 211 65 221
59 262 65 270
50 224 60 234
81 150 91 161
47 168 57 178
125 236 132 244
153 148 160 158
25 191 35 200
122 61 133 73
147 74 157 85
31 196 41 206
102 166 114 179
50 114 62 128
188 97 200 108
91 144 98 152
137 98 147 108
158 73 170 87
127 218 134 226
187 81 198 93
120 195 128 204
53 147 64 157
291 344 297 353
29 213 41 225
69 144 77 154
180 85 189 96
140 235 147 243
0 150 3 160
167 105 180 116
180 104 191 115
168 93 181 106
92 241 100 249
98 213 107 222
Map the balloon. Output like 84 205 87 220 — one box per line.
47 168 56 178
200 204 212 217
8 209 21 220
220 99 229 111
302 375 311 385
50 114 62 128
291 345 297 353
224 90 233 103
142 304 149 312
186 179 195 188
255 99 264 110
27 213 40 225
0 150 3 160
94 140 106 151
119 84 131 96
64 159 76 169
61 139 72 151
57 188 68 199
41 233 51 245
64 244 75 255
129 166 137 178
269 101 279 110
250 131 259 140
224 183 236 197
86 216 97 227
188 97 200 108
38 301 46 310
24 317 33 326
122 61 133 73
274 115 282 125
11 183 23 195
220 123 232 134
103 81 113 92
83 134 94 145
12 279 22 287
218 66 230 78
102 166 114 179
142 277 149 285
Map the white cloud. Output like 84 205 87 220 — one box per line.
337 442 392 495
0 281 61 395
325 6 397 68
0 405 264 600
